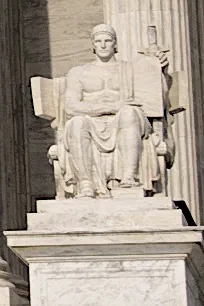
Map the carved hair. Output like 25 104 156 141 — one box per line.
91 23 117 40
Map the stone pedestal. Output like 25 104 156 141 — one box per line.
4 196 204 305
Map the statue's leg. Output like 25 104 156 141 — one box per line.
117 105 143 188
66 116 94 197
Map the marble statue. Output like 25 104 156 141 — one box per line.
58 23 175 198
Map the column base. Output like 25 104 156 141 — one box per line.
0 258 29 306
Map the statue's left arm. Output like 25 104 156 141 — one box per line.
158 52 175 168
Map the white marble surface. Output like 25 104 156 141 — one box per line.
27 197 183 232
0 288 13 306
36 196 173 213
29 259 189 306
5 226 204 306
4 228 204 261
27 209 183 232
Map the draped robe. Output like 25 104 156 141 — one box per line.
61 60 167 196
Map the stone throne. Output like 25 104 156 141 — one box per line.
31 76 165 200
30 26 185 200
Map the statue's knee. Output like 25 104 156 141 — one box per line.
69 116 88 129
118 105 139 128
67 116 89 138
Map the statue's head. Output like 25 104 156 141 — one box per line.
91 24 118 61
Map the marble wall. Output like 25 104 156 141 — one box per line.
22 0 104 207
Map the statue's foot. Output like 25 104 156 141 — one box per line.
76 181 95 198
76 188 95 198
120 178 137 188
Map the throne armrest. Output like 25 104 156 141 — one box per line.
31 76 67 129
47 145 58 165
31 77 56 120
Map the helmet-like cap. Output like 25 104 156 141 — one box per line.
91 24 117 40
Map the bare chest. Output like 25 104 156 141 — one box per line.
79 64 120 93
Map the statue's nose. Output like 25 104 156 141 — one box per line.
101 42 106 48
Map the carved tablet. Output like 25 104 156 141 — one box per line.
132 56 163 117
31 77 56 120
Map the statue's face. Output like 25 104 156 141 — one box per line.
92 33 116 60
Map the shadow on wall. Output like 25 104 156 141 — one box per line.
23 0 104 210
23 0 55 211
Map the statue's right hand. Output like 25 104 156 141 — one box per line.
102 103 119 115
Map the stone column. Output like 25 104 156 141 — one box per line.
0 0 30 301
0 257 29 306
103 0 199 223
187 0 204 224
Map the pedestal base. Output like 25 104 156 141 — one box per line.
28 256 201 306
27 197 184 231
5 228 204 306
4 197 204 306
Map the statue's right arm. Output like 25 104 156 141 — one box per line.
64 67 118 117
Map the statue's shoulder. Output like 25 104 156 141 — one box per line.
65 65 84 78
65 63 91 79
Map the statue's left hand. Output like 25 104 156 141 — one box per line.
156 51 169 68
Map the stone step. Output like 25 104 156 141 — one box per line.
27 209 183 232
110 187 144 198
37 197 174 213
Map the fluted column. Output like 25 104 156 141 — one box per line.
0 0 30 281
187 1 204 225
103 0 199 222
